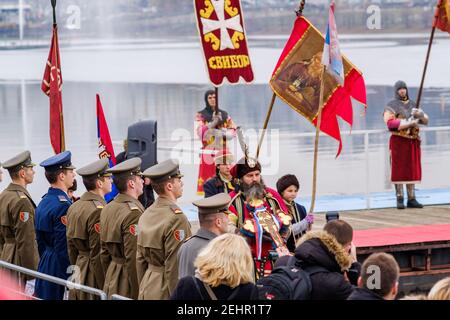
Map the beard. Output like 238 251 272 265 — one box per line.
242 178 266 201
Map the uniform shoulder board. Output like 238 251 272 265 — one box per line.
92 200 104 209
170 205 183 215
58 195 68 202
127 202 139 211
183 235 194 243
16 191 28 199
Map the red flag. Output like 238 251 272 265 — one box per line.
193 0 254 85
433 0 450 33
41 25 65 154
270 17 366 157
97 94 118 202
96 94 117 166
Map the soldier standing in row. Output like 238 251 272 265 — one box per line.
177 193 230 279
66 158 112 300
35 151 76 300
0 151 39 285
136 159 191 300
100 158 144 299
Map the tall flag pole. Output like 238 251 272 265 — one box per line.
41 0 65 154
310 0 343 214
416 0 450 107
96 94 118 202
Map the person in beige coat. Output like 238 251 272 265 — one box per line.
0 151 38 286
66 158 112 300
137 159 192 300
100 158 144 299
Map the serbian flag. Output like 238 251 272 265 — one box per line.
96 94 118 202
194 0 254 85
322 1 344 85
41 24 65 154
434 0 450 33
269 15 366 157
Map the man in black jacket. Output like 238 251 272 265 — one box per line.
294 220 361 300
347 252 399 300
203 149 238 198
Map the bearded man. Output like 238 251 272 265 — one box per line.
228 158 291 278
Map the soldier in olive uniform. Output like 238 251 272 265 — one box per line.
137 159 192 300
100 158 144 299
177 193 230 279
66 158 113 300
0 151 39 285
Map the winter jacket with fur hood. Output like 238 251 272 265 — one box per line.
294 231 360 300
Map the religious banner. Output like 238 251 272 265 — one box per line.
194 0 254 85
270 16 366 156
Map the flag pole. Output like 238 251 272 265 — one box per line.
256 93 276 158
51 0 65 152
416 24 437 108
51 0 57 25
309 65 326 214
256 0 306 158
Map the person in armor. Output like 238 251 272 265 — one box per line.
383 80 429 209
66 158 112 300
228 157 291 278
195 90 236 195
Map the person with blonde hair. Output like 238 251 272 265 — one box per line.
171 233 258 300
428 277 450 300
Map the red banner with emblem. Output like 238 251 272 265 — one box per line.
270 17 366 157
194 0 254 86
41 24 65 154
434 0 450 33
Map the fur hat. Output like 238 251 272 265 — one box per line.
233 156 261 179
276 174 299 195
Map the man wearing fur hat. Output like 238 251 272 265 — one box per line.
383 80 429 209
228 157 292 278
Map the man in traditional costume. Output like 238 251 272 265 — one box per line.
228 157 291 278
195 90 236 195
383 80 429 209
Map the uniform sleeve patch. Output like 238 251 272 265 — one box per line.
174 229 186 242
127 202 139 211
94 223 101 234
60 215 68 226
129 224 139 236
93 200 104 209
19 212 30 222
170 205 183 214
58 195 68 202
17 191 27 199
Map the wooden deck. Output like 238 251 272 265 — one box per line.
310 204 450 231
189 205 450 233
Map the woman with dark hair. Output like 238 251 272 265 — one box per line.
195 90 236 195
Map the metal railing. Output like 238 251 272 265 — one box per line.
0 260 108 300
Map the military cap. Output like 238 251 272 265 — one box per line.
76 158 112 177
142 159 183 183
192 193 231 215
2 151 35 172
40 150 76 172
214 149 234 166
106 157 142 176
